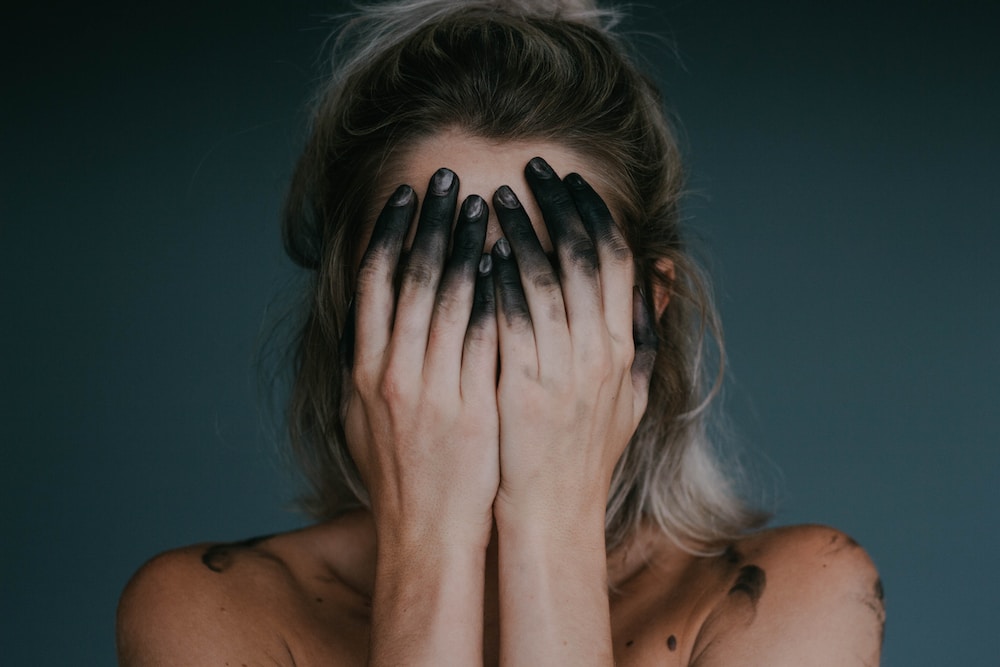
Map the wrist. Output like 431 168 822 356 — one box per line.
494 484 607 538
494 494 608 557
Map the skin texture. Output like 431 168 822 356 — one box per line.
116 135 884 666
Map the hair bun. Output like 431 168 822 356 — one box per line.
342 0 620 37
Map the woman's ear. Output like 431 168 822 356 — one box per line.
650 258 675 317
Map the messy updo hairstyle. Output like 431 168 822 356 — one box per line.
281 0 766 551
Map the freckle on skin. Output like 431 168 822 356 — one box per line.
626 640 634 647
316 597 323 603
667 635 677 651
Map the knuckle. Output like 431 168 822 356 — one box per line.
564 236 599 273
529 268 560 292
433 284 466 320
377 367 409 403
600 231 632 262
401 261 436 289
350 365 377 395
354 258 388 294
579 344 613 382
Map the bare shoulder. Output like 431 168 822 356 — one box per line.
117 519 373 666
116 536 298 666
691 524 884 667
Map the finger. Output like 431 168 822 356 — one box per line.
354 184 416 364
393 168 460 358
524 157 601 326
564 172 634 346
631 285 659 421
492 185 567 365
491 237 537 376
425 194 489 380
461 253 498 401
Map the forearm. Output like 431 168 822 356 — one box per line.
369 532 487 666
496 504 614 667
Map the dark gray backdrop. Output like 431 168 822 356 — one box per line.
3 1 997 664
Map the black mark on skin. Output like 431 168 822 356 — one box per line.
525 158 599 275
864 578 887 645
564 172 631 261
626 640 634 647
728 565 767 606
667 635 677 651
722 544 743 565
201 534 275 573
436 195 488 313
492 187 559 296
824 531 861 555
631 285 659 380
491 240 532 326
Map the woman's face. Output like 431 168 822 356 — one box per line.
369 129 614 255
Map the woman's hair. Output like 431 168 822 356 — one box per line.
281 0 766 551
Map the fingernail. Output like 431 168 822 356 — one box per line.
430 168 455 195
495 185 519 208
389 184 413 206
494 238 511 258
464 194 484 219
565 173 586 189
527 157 553 178
478 253 493 276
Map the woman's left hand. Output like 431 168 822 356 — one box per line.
489 157 658 527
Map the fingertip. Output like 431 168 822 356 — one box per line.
494 185 520 210
478 253 493 277
492 237 512 259
462 194 487 221
564 172 587 190
526 156 556 180
429 167 457 196
388 183 415 206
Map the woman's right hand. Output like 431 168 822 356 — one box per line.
343 168 499 551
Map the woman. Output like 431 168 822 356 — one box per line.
117 0 884 664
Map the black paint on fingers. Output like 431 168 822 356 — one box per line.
565 172 631 261
631 285 659 381
492 186 558 290
438 194 488 299
524 157 598 275
491 238 531 326
358 184 415 267
469 253 496 328
402 168 459 289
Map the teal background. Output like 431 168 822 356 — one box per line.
3 1 997 664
